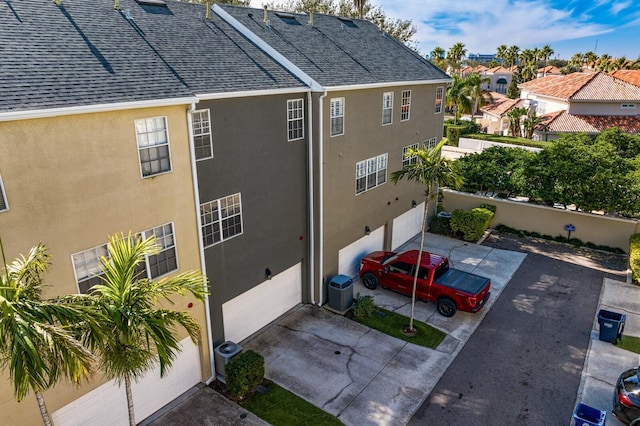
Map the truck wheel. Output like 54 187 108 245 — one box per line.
362 273 378 290
437 298 457 317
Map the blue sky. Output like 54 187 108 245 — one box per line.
373 0 640 60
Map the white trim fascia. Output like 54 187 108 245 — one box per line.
325 78 452 92
196 87 309 101
0 97 199 122
212 4 324 93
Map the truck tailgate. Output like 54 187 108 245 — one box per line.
437 268 490 294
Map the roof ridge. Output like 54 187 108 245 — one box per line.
568 72 600 99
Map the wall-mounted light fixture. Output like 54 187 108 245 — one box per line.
364 226 371 235
412 200 417 208
265 268 272 280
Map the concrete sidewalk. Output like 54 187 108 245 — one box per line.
575 278 640 425
241 234 526 425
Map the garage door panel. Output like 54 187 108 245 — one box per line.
392 203 423 250
338 226 384 279
223 263 302 344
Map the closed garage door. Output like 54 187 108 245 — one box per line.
392 202 424 250
338 225 384 279
52 338 201 426
222 262 302 344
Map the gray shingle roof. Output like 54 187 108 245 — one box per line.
218 5 450 87
0 0 305 114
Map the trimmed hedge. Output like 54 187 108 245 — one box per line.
464 133 548 149
631 234 640 283
450 207 494 242
446 125 465 147
225 350 265 398
430 215 452 236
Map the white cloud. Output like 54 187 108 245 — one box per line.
611 0 632 15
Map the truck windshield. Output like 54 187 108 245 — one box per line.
433 258 450 280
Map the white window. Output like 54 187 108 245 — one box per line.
201 193 243 248
382 92 393 125
435 87 444 114
622 104 637 109
192 109 213 160
287 99 304 141
402 143 418 167
356 154 387 195
135 116 171 177
72 244 109 294
140 223 178 279
401 90 411 121
330 97 345 137
0 175 8 212
425 137 437 150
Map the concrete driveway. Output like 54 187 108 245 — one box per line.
241 233 526 425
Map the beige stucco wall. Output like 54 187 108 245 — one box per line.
0 105 210 424
321 84 444 282
443 189 637 253
568 101 639 116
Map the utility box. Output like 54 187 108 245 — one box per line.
214 341 242 382
328 274 353 312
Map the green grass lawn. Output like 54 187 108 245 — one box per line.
240 380 343 426
616 335 640 354
352 308 446 349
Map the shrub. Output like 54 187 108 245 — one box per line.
352 293 376 318
479 203 497 214
430 215 452 236
630 234 640 283
450 207 494 242
225 350 265 399
446 125 465 147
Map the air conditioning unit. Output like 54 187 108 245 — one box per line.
214 341 242 382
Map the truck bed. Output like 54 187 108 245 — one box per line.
437 268 490 294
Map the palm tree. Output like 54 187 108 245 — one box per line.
430 46 446 70
353 0 366 19
0 241 99 426
507 107 528 137
496 44 508 65
91 233 208 426
504 45 520 68
584 51 598 68
465 73 493 117
540 45 554 66
390 141 463 332
446 42 467 75
446 74 472 123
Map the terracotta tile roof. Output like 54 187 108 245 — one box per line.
520 72 640 101
480 98 523 116
537 66 561 74
611 70 640 88
537 111 640 134
486 66 513 74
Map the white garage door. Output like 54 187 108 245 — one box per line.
338 225 384 279
391 202 424 250
52 338 201 426
222 262 302 344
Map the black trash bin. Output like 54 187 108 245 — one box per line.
328 274 353 312
597 309 625 343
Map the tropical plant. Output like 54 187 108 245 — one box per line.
446 74 472 123
390 141 463 333
430 46 446 70
503 45 520 68
540 45 554 68
465 73 493 117
496 44 508 65
507 107 528 137
522 113 542 139
446 42 467 75
0 241 101 426
90 233 208 426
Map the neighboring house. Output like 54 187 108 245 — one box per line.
484 66 514 94
519 72 640 140
479 98 525 135
215 5 451 303
0 1 208 424
611 70 640 87
536 65 562 78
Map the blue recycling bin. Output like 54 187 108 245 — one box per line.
597 309 625 343
572 402 605 426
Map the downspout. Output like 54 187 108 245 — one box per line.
187 103 216 384
317 90 327 306
307 90 316 305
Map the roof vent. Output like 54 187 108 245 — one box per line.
135 0 167 6
338 17 358 28
275 12 301 25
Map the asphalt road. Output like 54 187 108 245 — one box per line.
409 233 628 426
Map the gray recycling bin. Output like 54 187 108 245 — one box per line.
597 309 625 343
328 274 353 312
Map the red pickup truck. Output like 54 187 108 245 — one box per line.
359 249 491 317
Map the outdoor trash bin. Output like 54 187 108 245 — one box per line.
572 402 606 426
328 274 353 312
597 309 626 344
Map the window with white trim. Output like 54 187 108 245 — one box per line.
425 137 437 150
330 97 345 136
356 154 387 195
622 104 637 109
192 109 213 160
201 193 243 248
435 87 444 114
401 90 411 121
72 244 109 294
0 175 8 212
135 116 171 177
287 99 304 141
382 92 393 125
140 223 177 279
402 143 418 167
